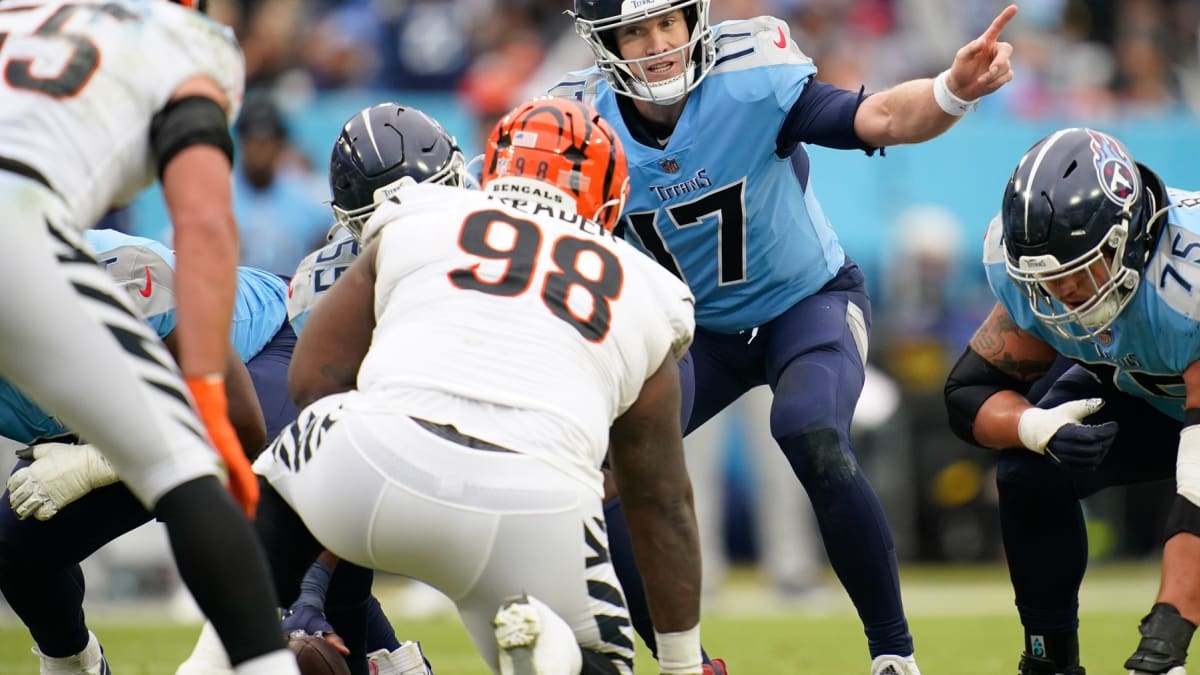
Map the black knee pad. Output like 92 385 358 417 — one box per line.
1164 495 1200 541
1124 603 1196 674
779 426 856 488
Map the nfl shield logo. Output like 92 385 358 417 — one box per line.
659 157 680 173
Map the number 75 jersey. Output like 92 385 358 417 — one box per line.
984 186 1200 421
355 184 696 473
0 1 243 230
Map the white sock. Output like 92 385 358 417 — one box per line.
176 621 233 675
233 648 300 675
36 630 104 670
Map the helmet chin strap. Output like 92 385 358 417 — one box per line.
1143 188 1174 240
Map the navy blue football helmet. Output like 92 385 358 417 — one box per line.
572 0 715 105
1001 128 1162 340
328 103 467 241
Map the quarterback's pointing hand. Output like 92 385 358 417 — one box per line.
948 4 1017 101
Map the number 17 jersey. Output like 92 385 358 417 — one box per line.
550 17 845 333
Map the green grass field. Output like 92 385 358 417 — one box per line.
0 561 1163 674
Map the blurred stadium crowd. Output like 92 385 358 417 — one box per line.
214 0 1200 122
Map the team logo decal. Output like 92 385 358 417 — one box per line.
1087 130 1138 208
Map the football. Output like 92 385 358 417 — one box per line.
288 633 351 675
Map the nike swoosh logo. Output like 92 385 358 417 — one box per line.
773 26 786 48
138 265 152 297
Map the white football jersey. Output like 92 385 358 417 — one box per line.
287 232 359 335
348 184 696 492
0 1 243 230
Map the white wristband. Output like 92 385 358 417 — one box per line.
655 624 702 675
933 70 977 116
1177 425 1200 506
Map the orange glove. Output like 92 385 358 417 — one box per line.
185 374 258 517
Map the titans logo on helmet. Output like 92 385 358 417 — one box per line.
1087 129 1138 207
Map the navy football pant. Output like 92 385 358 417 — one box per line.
610 262 915 658
247 320 300 447
998 364 1180 633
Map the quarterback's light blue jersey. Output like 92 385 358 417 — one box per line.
549 17 845 333
0 229 288 443
985 187 1200 421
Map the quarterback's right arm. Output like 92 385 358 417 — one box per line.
608 355 702 674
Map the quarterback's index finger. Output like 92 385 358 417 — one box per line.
982 4 1018 42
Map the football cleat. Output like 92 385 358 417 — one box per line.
368 641 433 675
493 594 581 675
703 658 728 674
34 631 111 675
870 654 922 675
1125 603 1195 675
1018 653 1086 675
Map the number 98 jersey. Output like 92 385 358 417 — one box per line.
985 186 1200 421
0 1 243 230
351 184 696 492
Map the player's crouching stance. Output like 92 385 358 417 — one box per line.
943 127 1200 675
252 96 704 675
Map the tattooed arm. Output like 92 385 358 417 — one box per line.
967 302 1059 449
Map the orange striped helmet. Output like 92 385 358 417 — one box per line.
173 0 208 13
483 96 629 232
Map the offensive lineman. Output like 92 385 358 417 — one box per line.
944 127 1200 674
